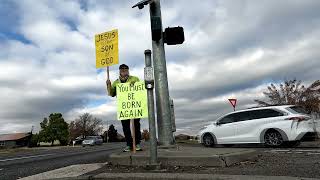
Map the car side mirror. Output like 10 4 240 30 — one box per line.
216 121 220 126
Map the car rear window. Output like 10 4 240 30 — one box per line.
235 109 284 122
257 109 284 118
86 136 95 139
287 106 309 114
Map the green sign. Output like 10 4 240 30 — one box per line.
117 81 148 120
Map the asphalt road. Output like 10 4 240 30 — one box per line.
0 142 125 180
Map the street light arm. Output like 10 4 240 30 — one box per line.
132 0 153 9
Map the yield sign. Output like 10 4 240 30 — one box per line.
228 99 237 108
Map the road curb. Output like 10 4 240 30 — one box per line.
54 173 320 180
109 148 258 167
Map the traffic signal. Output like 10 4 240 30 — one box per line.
164 26 185 45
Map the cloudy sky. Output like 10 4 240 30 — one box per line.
1 0 320 136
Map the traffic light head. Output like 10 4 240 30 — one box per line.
164 26 185 45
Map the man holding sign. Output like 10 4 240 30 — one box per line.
106 64 142 152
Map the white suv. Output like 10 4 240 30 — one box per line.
198 105 319 147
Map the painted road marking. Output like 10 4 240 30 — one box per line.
0 154 55 162
293 149 320 152
20 163 105 180
266 149 320 155
269 150 290 152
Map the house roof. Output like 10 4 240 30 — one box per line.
0 133 31 141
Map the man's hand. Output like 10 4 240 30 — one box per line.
106 80 111 88
129 81 137 87
106 80 112 96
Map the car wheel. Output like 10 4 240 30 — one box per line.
203 134 215 147
264 130 284 147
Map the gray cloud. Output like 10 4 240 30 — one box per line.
1 0 320 136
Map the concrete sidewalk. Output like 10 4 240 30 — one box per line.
109 145 258 167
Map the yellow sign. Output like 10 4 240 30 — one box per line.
117 81 148 120
95 29 119 68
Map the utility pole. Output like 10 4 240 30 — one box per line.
132 0 184 146
148 0 174 146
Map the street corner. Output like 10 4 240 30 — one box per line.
108 145 259 168
108 152 132 166
219 149 259 167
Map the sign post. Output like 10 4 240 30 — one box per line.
95 28 119 144
131 119 136 153
228 99 237 111
95 29 119 95
144 49 158 165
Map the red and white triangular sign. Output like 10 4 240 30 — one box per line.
228 99 237 108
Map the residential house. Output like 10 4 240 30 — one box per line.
0 133 32 148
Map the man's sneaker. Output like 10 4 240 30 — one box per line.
135 144 142 151
123 146 131 152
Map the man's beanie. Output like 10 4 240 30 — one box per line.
119 64 129 69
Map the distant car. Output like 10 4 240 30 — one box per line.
198 105 320 147
82 136 103 146
71 136 84 145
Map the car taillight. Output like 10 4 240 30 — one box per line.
285 116 311 121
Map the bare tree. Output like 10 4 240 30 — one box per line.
69 121 82 141
255 79 320 114
69 113 103 140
